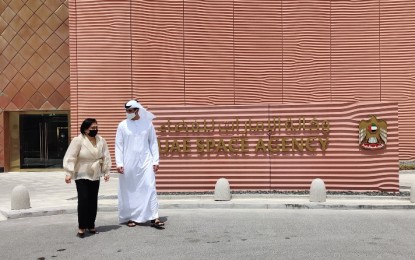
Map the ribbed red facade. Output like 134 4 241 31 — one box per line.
152 102 398 191
68 0 414 191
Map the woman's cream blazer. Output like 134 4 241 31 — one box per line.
63 134 111 180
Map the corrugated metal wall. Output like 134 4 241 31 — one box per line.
68 0 413 191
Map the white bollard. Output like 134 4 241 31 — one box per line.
214 178 231 201
310 178 326 202
0 212 7 221
11 185 31 210
410 182 415 203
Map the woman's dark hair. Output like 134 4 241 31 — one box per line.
80 118 97 135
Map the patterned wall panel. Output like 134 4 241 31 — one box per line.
234 0 282 104
184 0 234 105
68 0 77 128
380 0 415 161
0 0 69 167
282 0 331 103
0 0 69 110
68 0 133 140
331 0 381 101
131 0 184 105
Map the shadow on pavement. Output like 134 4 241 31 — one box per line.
97 224 122 233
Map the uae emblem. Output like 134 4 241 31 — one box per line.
358 115 387 150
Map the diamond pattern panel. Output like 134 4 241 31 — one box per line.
9 14 24 32
2 7 16 23
3 83 18 99
17 24 34 41
0 0 69 166
27 14 43 31
57 80 69 98
10 72 25 88
0 73 10 91
4 64 17 80
26 0 43 13
10 34 24 51
20 62 35 80
0 17 7 34
38 81 55 98
0 2 5 14
20 82 36 100
10 53 25 70
8 0 24 13
3 44 16 60
36 5 52 21
17 6 34 23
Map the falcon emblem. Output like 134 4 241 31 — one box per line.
358 115 387 150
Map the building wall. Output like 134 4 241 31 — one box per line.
69 0 415 165
1 0 413 190
0 0 70 169
66 0 411 191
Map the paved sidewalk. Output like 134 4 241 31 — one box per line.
0 171 414 220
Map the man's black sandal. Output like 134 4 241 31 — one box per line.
127 221 136 227
150 219 165 229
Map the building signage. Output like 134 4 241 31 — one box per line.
158 117 330 154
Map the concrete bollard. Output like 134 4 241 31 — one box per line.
410 182 415 203
214 178 231 201
11 185 31 210
310 178 326 202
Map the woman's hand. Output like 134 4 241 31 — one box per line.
65 175 71 184
104 174 110 182
153 165 159 173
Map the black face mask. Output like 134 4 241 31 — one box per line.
88 130 98 137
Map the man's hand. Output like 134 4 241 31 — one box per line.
153 165 159 173
65 175 71 184
104 174 110 182
117 166 124 174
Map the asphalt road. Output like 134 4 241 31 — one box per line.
1 209 415 260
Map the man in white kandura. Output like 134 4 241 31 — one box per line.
115 100 165 229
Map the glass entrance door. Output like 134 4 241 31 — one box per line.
19 114 69 168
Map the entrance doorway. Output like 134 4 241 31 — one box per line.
19 114 69 168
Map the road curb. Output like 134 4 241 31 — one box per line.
0 207 77 220
1 201 415 220
159 202 415 210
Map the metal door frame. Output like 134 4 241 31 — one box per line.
8 111 70 172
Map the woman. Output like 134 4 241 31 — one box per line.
63 118 111 238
